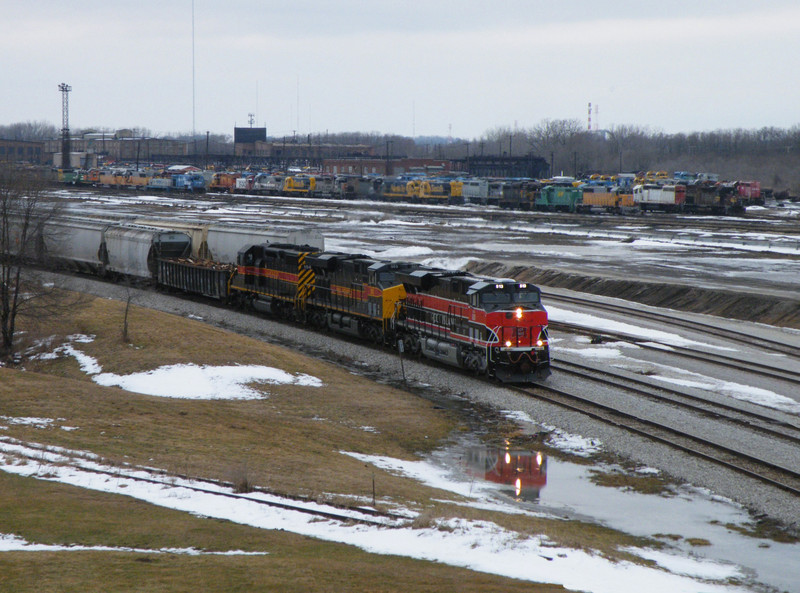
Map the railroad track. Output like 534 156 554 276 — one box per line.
0 437 411 529
552 359 800 442
544 292 800 358
55 185 800 238
222 193 800 235
511 381 800 497
548 320 800 387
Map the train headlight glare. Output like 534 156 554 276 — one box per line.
515 307 523 319
505 340 512 348
536 339 544 347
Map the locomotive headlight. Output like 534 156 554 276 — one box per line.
505 340 512 348
515 307 523 319
536 339 544 347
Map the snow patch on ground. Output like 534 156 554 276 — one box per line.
0 533 267 556
33 335 323 399
0 439 747 593
93 364 322 399
548 307 737 351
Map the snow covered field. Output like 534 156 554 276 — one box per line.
3 332 799 592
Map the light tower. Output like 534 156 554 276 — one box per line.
58 83 72 170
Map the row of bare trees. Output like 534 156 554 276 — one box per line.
0 166 64 362
4 117 799 191
466 121 800 191
322 121 799 190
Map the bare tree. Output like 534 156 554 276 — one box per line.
0 166 66 362
0 121 59 141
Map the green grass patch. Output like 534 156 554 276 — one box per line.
588 469 674 496
713 519 800 544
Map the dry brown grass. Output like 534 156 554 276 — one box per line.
6 297 459 504
1 471 564 593
0 293 651 591
588 469 674 496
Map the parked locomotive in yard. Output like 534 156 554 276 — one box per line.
58 167 763 215
24 214 551 383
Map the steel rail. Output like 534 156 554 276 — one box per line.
509 383 800 497
549 321 800 386
552 359 800 442
543 292 800 357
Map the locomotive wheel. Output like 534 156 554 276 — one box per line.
365 324 382 344
309 310 326 329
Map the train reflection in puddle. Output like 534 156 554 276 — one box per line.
461 443 547 501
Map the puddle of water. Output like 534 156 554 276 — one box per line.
459 446 547 502
434 438 799 593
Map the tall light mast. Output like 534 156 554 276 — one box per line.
59 83 72 170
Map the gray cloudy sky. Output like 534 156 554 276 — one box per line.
3 0 799 139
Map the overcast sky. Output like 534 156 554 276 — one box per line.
3 1 799 140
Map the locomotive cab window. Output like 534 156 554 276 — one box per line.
376 271 395 287
480 292 512 311
513 290 541 305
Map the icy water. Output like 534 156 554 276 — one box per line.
433 439 799 593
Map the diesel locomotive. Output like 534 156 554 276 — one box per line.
162 244 551 383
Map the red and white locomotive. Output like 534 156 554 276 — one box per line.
396 267 550 382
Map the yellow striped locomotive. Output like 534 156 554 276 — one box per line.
173 243 550 383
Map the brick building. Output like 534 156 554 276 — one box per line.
0 139 44 164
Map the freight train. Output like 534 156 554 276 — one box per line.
21 214 550 383
162 245 550 382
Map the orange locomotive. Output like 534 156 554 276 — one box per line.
219 244 550 383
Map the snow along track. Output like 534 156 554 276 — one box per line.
0 436 410 528
512 382 800 496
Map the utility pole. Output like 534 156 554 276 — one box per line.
58 83 72 170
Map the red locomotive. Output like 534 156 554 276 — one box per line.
396 268 550 382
